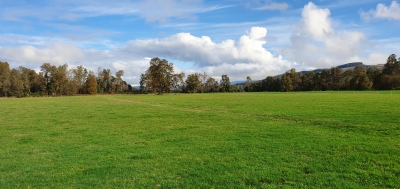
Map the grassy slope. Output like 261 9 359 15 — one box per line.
0 91 399 188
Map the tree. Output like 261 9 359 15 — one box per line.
97 68 112 94
170 72 185 93
72 65 88 94
205 77 219 92
199 72 209 93
383 54 400 75
145 57 174 95
40 63 56 95
342 69 354 90
366 67 382 90
86 71 97 94
139 73 148 93
329 67 343 90
185 73 201 93
280 74 293 92
263 76 278 92
301 72 315 91
0 61 11 97
115 70 124 93
350 66 372 90
52 64 69 95
319 70 329 91
244 76 252 92
220 74 231 92
18 66 32 96
381 54 400 89
8 68 24 97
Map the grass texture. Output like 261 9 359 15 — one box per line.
0 91 399 188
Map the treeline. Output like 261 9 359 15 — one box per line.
1 54 399 97
0 62 129 97
244 54 400 92
140 55 400 94
139 57 238 94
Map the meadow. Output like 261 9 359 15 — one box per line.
0 91 399 188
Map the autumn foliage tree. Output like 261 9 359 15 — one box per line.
144 57 174 95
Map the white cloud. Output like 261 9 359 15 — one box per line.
0 43 84 67
285 2 368 69
299 2 333 40
121 26 292 80
360 1 400 21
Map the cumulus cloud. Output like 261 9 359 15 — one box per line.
285 2 368 69
360 1 400 21
299 2 333 40
121 26 292 80
0 43 84 66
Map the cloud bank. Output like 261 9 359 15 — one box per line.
122 26 292 79
360 1 400 21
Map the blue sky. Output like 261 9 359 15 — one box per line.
0 0 399 84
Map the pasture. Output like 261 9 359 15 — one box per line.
0 91 399 188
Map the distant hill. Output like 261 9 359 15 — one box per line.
300 62 384 74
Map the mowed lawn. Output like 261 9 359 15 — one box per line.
0 92 399 188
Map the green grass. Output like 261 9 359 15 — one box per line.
0 92 399 188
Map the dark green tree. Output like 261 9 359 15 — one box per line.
350 66 372 90
185 73 201 93
219 74 231 92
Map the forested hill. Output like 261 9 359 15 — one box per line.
300 62 384 74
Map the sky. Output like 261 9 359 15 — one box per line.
0 0 399 84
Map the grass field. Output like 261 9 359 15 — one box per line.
1 91 399 188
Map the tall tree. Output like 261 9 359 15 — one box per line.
220 74 231 92
145 57 174 95
205 77 219 92
139 73 148 93
366 67 382 90
72 65 88 94
8 68 24 97
350 66 372 90
383 54 400 75
41 63 54 95
329 67 343 90
245 76 252 92
52 64 69 95
381 54 400 89
18 66 35 96
263 76 278 92
185 73 201 93
115 70 124 93
342 69 354 90
86 71 97 94
199 72 209 93
280 74 293 92
170 72 185 93
301 72 315 91
97 69 112 94
0 61 11 97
